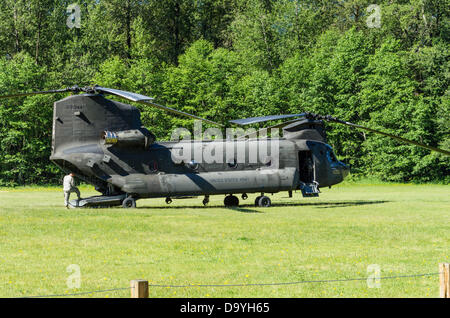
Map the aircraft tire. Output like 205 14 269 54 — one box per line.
122 197 136 209
257 196 271 208
224 195 239 207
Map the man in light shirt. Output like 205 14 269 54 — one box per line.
63 173 81 208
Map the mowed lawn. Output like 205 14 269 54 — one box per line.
0 183 448 298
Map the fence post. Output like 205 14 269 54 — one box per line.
439 263 450 298
130 279 149 298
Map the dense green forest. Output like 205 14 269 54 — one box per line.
0 0 448 186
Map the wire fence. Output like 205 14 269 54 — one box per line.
147 272 440 288
22 287 132 298
7 271 441 298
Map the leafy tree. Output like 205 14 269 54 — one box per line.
0 0 448 184
359 38 442 181
0 53 59 185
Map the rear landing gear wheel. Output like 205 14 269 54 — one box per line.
254 196 262 206
122 197 136 209
224 195 239 208
257 196 271 208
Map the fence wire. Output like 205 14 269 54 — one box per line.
147 272 440 288
21 287 133 298
8 271 440 298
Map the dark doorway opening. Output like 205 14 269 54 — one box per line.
298 151 314 183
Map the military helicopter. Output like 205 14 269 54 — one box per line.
1 85 448 208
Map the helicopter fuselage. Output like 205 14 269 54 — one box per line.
49 94 349 204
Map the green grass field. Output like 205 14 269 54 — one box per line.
0 182 448 298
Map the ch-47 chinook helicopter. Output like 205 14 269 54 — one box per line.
1 85 449 208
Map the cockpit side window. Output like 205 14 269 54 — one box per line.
326 148 338 163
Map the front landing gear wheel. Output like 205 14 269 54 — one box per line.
224 195 239 208
122 197 136 209
257 196 271 208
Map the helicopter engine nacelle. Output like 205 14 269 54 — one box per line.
102 128 155 150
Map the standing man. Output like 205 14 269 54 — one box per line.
63 173 81 208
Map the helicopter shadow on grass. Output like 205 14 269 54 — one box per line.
136 204 263 214
134 199 389 213
267 199 390 209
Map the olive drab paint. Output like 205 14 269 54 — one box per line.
49 94 348 207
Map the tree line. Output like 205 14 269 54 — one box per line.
0 0 448 186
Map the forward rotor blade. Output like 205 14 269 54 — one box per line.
234 111 449 155
230 113 307 126
310 114 450 156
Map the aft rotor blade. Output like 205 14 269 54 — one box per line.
230 113 307 126
0 86 154 102
312 114 450 156
0 88 75 100
139 100 223 127
93 86 154 102
0 85 222 126
92 86 222 126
